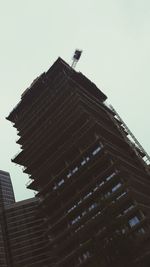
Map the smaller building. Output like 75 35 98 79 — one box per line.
0 170 15 208
5 198 49 267
0 171 49 267
0 170 15 267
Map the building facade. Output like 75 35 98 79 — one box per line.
0 170 15 208
0 171 49 267
0 170 15 267
7 58 150 266
5 198 49 267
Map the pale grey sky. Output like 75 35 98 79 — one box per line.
0 0 150 200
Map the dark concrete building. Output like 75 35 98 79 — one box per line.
0 171 48 267
0 170 15 267
5 198 49 267
7 58 150 266
0 170 15 208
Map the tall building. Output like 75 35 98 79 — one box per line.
0 170 15 208
0 170 15 267
5 198 49 267
0 171 49 267
7 58 150 266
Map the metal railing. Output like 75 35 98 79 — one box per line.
108 104 150 167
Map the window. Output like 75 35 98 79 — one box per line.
53 184 57 190
67 172 72 178
92 146 101 156
85 156 90 162
123 204 135 214
99 181 104 187
82 211 87 216
83 192 92 200
116 191 127 200
72 166 78 174
71 215 81 225
78 251 90 263
67 205 76 214
137 227 145 234
112 183 122 192
104 191 111 198
106 172 116 181
58 179 64 186
129 216 140 228
81 159 86 166
89 203 97 211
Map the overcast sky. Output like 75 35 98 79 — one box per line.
0 0 150 201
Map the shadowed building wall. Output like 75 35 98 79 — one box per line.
0 170 15 267
5 198 49 267
0 171 49 267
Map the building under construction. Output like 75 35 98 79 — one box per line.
7 57 150 266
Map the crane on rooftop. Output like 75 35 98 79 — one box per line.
71 49 82 69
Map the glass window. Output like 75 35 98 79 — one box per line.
92 146 101 156
112 183 122 192
123 204 135 214
106 172 116 181
137 227 145 234
129 216 140 227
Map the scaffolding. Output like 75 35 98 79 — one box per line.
109 104 150 167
